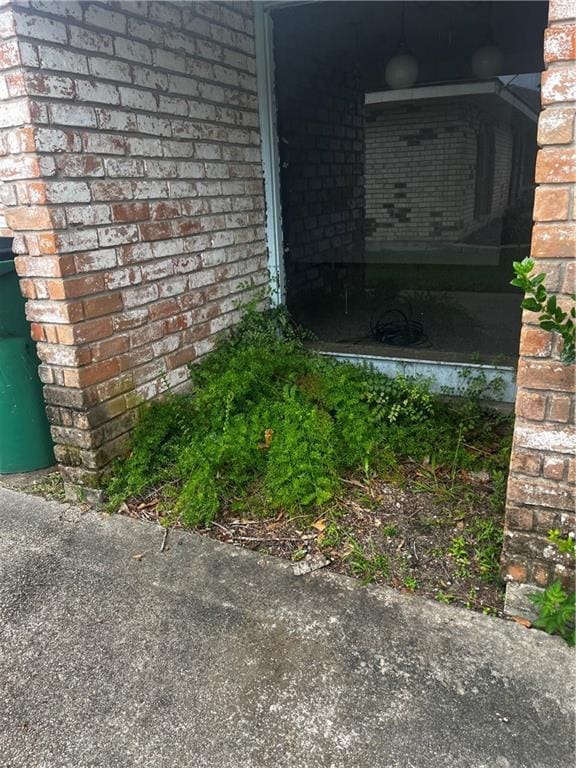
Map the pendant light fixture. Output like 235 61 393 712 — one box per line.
471 1 503 79
385 2 418 89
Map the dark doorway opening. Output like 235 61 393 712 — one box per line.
270 1 547 366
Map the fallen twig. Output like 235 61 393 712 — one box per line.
160 527 169 552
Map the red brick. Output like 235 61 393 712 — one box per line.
544 24 576 62
505 562 528 583
69 318 114 345
30 323 44 342
47 275 103 301
533 187 570 221
535 148 576 184
531 222 576 258
516 390 547 421
517 359 575 392
541 66 576 105
519 325 553 358
533 564 552 587
166 346 195 370
543 456 566 480
111 202 150 223
508 475 575 511
510 450 542 477
91 336 130 363
506 506 534 531
139 221 172 241
548 394 573 422
5 206 55 231
64 359 120 388
83 292 123 320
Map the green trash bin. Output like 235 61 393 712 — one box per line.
0 239 55 473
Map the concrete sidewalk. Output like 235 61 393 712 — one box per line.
0 487 573 768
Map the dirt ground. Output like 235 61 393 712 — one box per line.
122 464 506 617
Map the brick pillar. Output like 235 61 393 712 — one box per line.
502 0 575 615
0 1 268 498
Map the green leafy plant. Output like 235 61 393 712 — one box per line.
529 580 575 646
363 375 434 425
403 575 418 591
547 529 576 558
448 535 470 577
512 257 575 364
106 302 513 528
346 538 389 585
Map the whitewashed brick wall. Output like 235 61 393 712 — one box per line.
0 0 268 491
365 98 515 244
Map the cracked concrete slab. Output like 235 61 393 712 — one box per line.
0 486 573 768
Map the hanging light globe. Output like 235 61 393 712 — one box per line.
471 45 503 79
385 52 419 89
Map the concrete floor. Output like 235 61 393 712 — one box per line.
295 289 522 362
0 487 574 768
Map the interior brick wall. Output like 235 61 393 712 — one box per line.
365 98 524 245
273 23 365 299
0 0 268 493
502 0 575 615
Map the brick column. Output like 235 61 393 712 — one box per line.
0 0 267 498
502 0 575 615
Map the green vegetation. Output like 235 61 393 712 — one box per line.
106 303 512 531
547 529 576 558
346 538 390 585
512 257 575 365
529 580 575 647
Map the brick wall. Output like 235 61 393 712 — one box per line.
273 24 364 297
502 0 575 615
365 98 522 244
0 0 268 494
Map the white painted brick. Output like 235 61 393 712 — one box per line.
75 79 120 105
83 132 126 155
95 107 137 132
132 66 168 92
30 0 83 19
84 4 127 34
57 229 99 252
157 95 188 116
75 248 117 272
119 86 157 112
98 224 139 247
68 24 114 54
153 48 186 73
126 137 162 156
18 41 39 66
66 204 111 226
13 11 67 43
127 17 163 44
88 55 132 83
132 180 169 200
136 114 172 137
105 158 145 178
105 266 142 290
114 35 151 64
49 103 97 127
148 2 182 27
45 180 91 203
39 45 88 74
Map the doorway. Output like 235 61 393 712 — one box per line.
255 1 548 400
